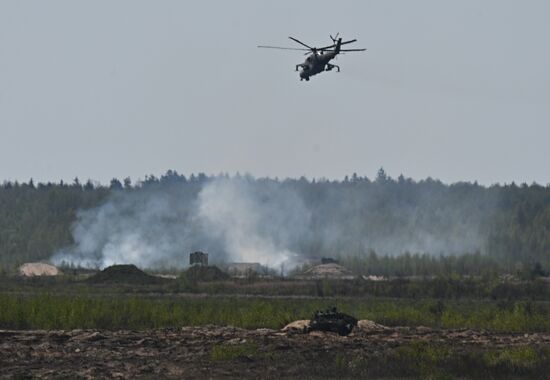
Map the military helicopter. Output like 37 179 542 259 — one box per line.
258 34 366 81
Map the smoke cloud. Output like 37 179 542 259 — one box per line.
52 177 310 269
51 176 496 269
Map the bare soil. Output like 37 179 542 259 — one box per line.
2 326 549 379
18 263 61 277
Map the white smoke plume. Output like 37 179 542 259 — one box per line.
51 175 495 270
197 178 309 268
51 177 310 269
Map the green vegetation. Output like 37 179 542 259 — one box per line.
211 343 261 361
0 179 108 270
1 292 549 332
2 270 550 300
1 171 549 275
483 346 542 372
391 341 454 378
206 339 550 379
189 276 550 300
367 340 550 379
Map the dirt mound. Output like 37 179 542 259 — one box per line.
282 319 385 335
296 263 355 280
19 263 62 277
185 265 229 281
356 320 388 332
282 320 310 333
87 264 168 285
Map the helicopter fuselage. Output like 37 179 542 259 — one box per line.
298 51 339 81
296 38 342 81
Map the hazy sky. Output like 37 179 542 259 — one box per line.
1 1 549 185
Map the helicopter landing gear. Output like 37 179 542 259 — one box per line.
326 64 340 72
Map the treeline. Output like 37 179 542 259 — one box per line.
0 170 548 273
338 251 548 278
0 179 109 269
0 173 205 269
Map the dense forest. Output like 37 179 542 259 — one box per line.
0 170 548 274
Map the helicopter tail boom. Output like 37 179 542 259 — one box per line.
334 38 342 54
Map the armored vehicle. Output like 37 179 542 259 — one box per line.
307 307 358 336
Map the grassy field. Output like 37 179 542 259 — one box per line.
1 291 549 332
1 271 549 332
2 274 549 379
2 271 550 299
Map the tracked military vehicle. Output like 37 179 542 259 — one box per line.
306 307 358 336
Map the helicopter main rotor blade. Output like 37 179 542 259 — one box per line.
318 39 359 51
288 36 314 50
322 49 366 53
257 45 310 51
341 39 357 45
339 48 367 52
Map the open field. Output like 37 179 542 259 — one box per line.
2 275 550 378
2 293 550 333
2 326 550 379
